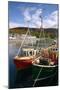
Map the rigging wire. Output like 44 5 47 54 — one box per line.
16 29 29 56
16 21 34 56
36 15 47 51
33 67 43 87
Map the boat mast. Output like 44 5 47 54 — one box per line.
41 15 46 48
27 21 34 48
37 15 46 49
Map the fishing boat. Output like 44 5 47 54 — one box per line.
31 16 58 86
14 48 37 69
14 24 39 69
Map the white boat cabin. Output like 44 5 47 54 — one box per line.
20 48 39 57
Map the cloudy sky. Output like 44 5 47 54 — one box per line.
8 1 58 28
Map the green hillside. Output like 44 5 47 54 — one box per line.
9 27 58 39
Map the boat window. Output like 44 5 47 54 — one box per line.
56 48 58 51
23 51 26 56
53 48 57 51
19 50 27 57
53 48 55 51
29 51 32 56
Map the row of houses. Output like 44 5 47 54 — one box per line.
9 34 37 45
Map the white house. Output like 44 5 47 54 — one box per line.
20 34 37 45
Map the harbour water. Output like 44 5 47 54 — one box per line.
9 40 58 89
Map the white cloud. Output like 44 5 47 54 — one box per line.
32 10 58 28
23 7 37 22
23 8 42 28
32 9 42 19
31 9 42 27
9 22 24 28
43 10 58 28
23 8 31 22
9 9 58 29
23 8 58 28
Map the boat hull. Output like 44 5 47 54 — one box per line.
14 58 33 70
32 65 58 87
32 64 58 80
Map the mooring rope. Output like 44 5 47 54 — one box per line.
34 71 57 82
33 67 43 87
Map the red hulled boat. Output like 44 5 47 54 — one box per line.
14 48 36 69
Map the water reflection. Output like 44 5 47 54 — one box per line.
14 67 58 88
14 67 34 88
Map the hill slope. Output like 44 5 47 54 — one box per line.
9 27 58 38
